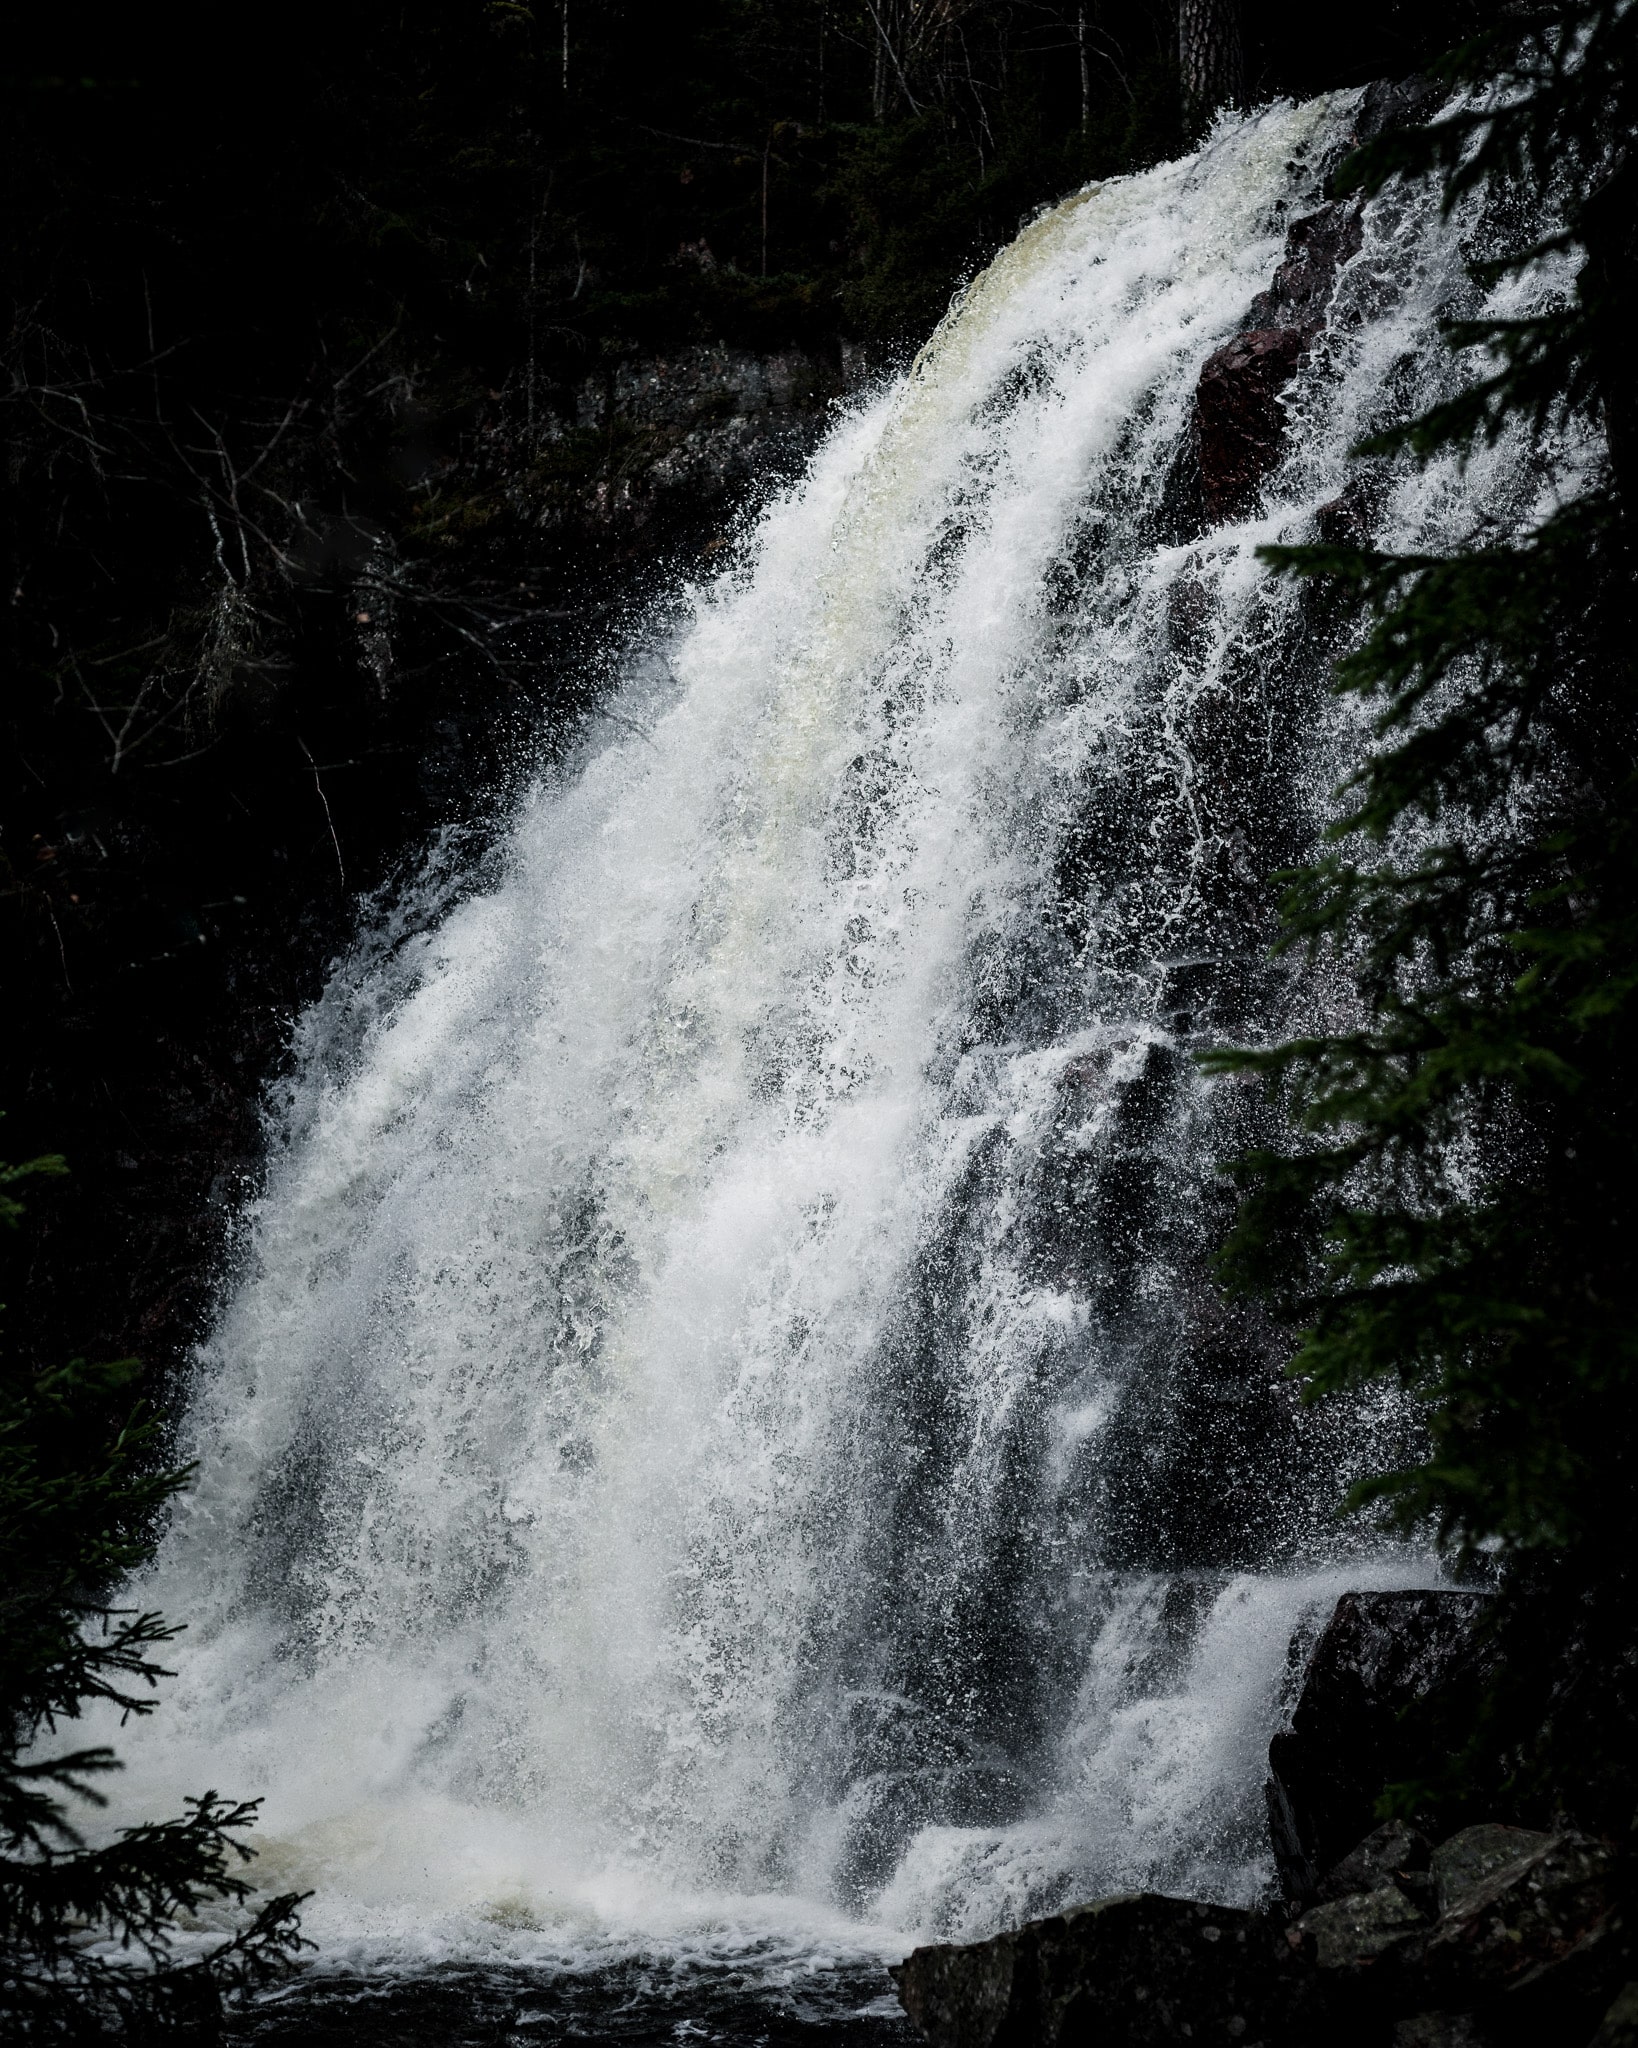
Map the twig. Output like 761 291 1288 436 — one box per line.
46 901 73 992
298 736 346 890
863 0 922 114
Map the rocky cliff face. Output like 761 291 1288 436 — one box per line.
517 342 868 539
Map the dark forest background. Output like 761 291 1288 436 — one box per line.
3 2 1485 1382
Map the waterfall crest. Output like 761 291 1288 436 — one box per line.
105 91 1577 1974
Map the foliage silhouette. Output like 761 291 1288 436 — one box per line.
1205 0 1638 1817
0 1151 305 2040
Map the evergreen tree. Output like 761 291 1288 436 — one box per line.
0 1153 305 2040
1205 0 1638 1817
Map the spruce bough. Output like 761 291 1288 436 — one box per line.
1204 1 1638 1810
0 1152 305 2040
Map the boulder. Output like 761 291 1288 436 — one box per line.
1429 1824 1553 1918
1283 1814 1627 2038
1195 326 1306 524
1319 1821 1433 1905
1313 470 1385 545
1399 1831 1616 2001
890 1823 1622 2048
892 1893 1323 2048
1192 194 1365 527
893 1914 1029 2048
1186 75 1453 537
1243 201 1364 338
1266 1590 1490 1902
893 1570 1619 2048
1350 74 1448 150
1295 1882 1430 1969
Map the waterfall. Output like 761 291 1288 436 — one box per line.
102 90 1577 1985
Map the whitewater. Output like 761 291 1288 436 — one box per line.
93 88 1587 2019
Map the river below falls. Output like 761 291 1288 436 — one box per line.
229 1958 910 2048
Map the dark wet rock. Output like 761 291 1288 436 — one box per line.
1502 1913 1633 2046
1191 192 1366 529
1186 70 1453 538
1195 326 1306 524
890 1817 1624 2048
513 342 865 540
1430 1824 1554 1919
1306 1815 1629 2037
1318 1821 1433 1905
1313 470 1385 545
1399 1831 1617 2002
893 1581 1622 2048
891 1893 1320 2048
1266 1590 1491 1904
1166 570 1215 659
1244 202 1364 339
1350 75 1449 152
892 1917 1023 2048
1295 1882 1430 1969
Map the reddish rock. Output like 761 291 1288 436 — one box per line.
1244 202 1364 336
1196 325 1306 523
1193 200 1364 527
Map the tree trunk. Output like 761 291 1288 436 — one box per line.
1179 0 1243 137
1581 155 1638 535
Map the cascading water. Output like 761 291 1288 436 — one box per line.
100 87 1583 2016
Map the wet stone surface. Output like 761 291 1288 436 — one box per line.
1295 1882 1429 1969
1317 1822 1432 1906
1265 1589 1492 1903
1429 1826 1553 1920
